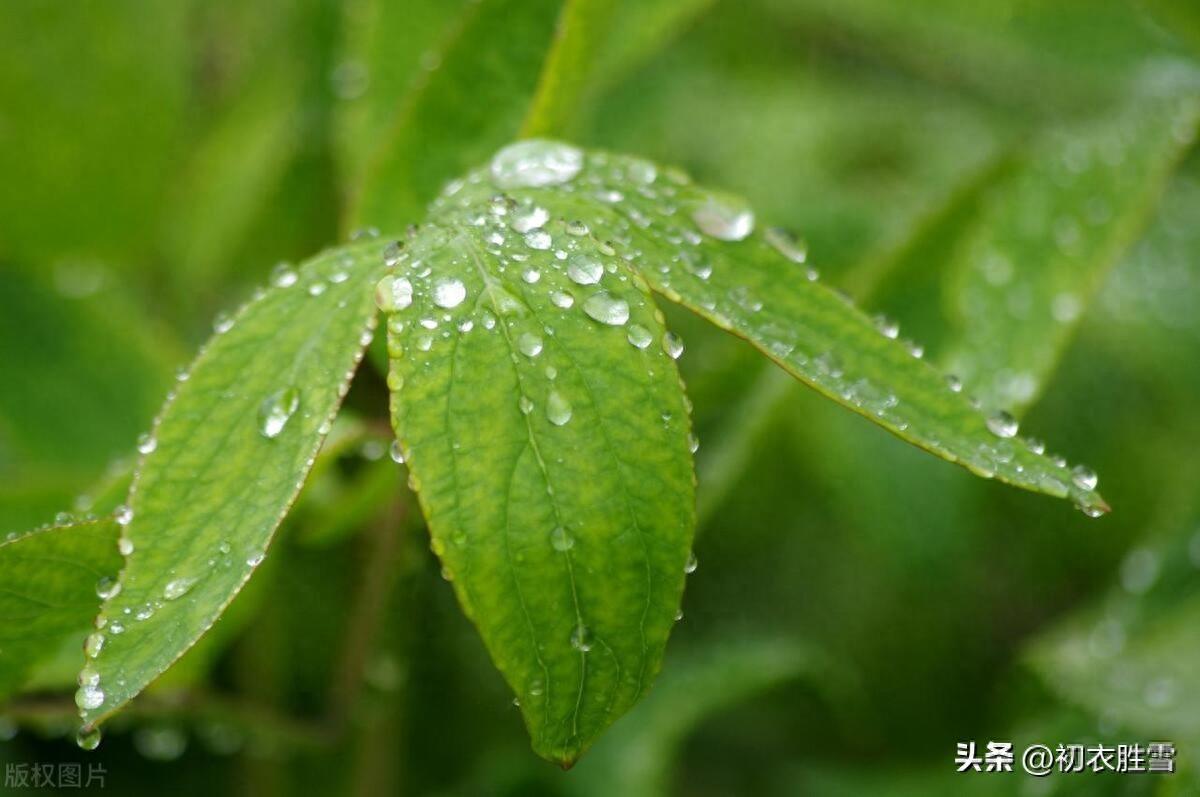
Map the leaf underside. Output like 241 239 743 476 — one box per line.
0 519 122 700
79 243 386 729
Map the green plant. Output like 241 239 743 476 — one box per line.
5 0 1200 790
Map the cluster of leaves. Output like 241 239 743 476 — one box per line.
3 0 1200 792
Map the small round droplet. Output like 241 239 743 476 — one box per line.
626 324 652 349
389 440 405 464
95 576 121 600
517 332 543 357
84 632 105 658
114 505 133 526
873 314 899 340
1071 465 1098 491
270 262 298 288
550 526 574 552
258 387 300 439
570 623 594 652
490 140 584 189
136 433 157 455
550 290 574 309
247 553 265 568
662 331 684 360
118 537 134 556
432 278 467 309
582 292 629 326
684 551 698 574
76 726 102 751
519 395 534 415
546 390 572 426
986 411 1018 439
692 193 755 241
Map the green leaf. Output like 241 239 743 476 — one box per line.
333 0 469 186
505 146 1105 513
521 0 619 138
79 241 386 729
351 0 566 231
385 168 697 766
942 79 1200 414
567 637 826 797
1027 494 1200 747
0 518 122 700
382 139 1111 763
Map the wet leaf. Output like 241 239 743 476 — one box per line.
0 518 122 700
78 241 386 730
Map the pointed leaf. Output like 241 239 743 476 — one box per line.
943 80 1200 413
352 0 565 231
385 171 696 765
0 519 121 700
454 144 1107 513
79 241 386 728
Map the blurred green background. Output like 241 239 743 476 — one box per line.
2 1 1200 794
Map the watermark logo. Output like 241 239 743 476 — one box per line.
4 763 107 789
956 741 1175 776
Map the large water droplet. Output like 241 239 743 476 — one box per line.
582 292 629 326
75 685 105 711
258 387 300 439
375 275 413 312
1071 465 1098 491
692 193 755 241
567 255 603 286
626 324 652 349
986 411 1018 439
84 632 105 658
432 278 467 309
511 205 549 233
546 390 572 426
662 331 684 360
517 332 544 357
490 140 584 189
95 576 121 601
